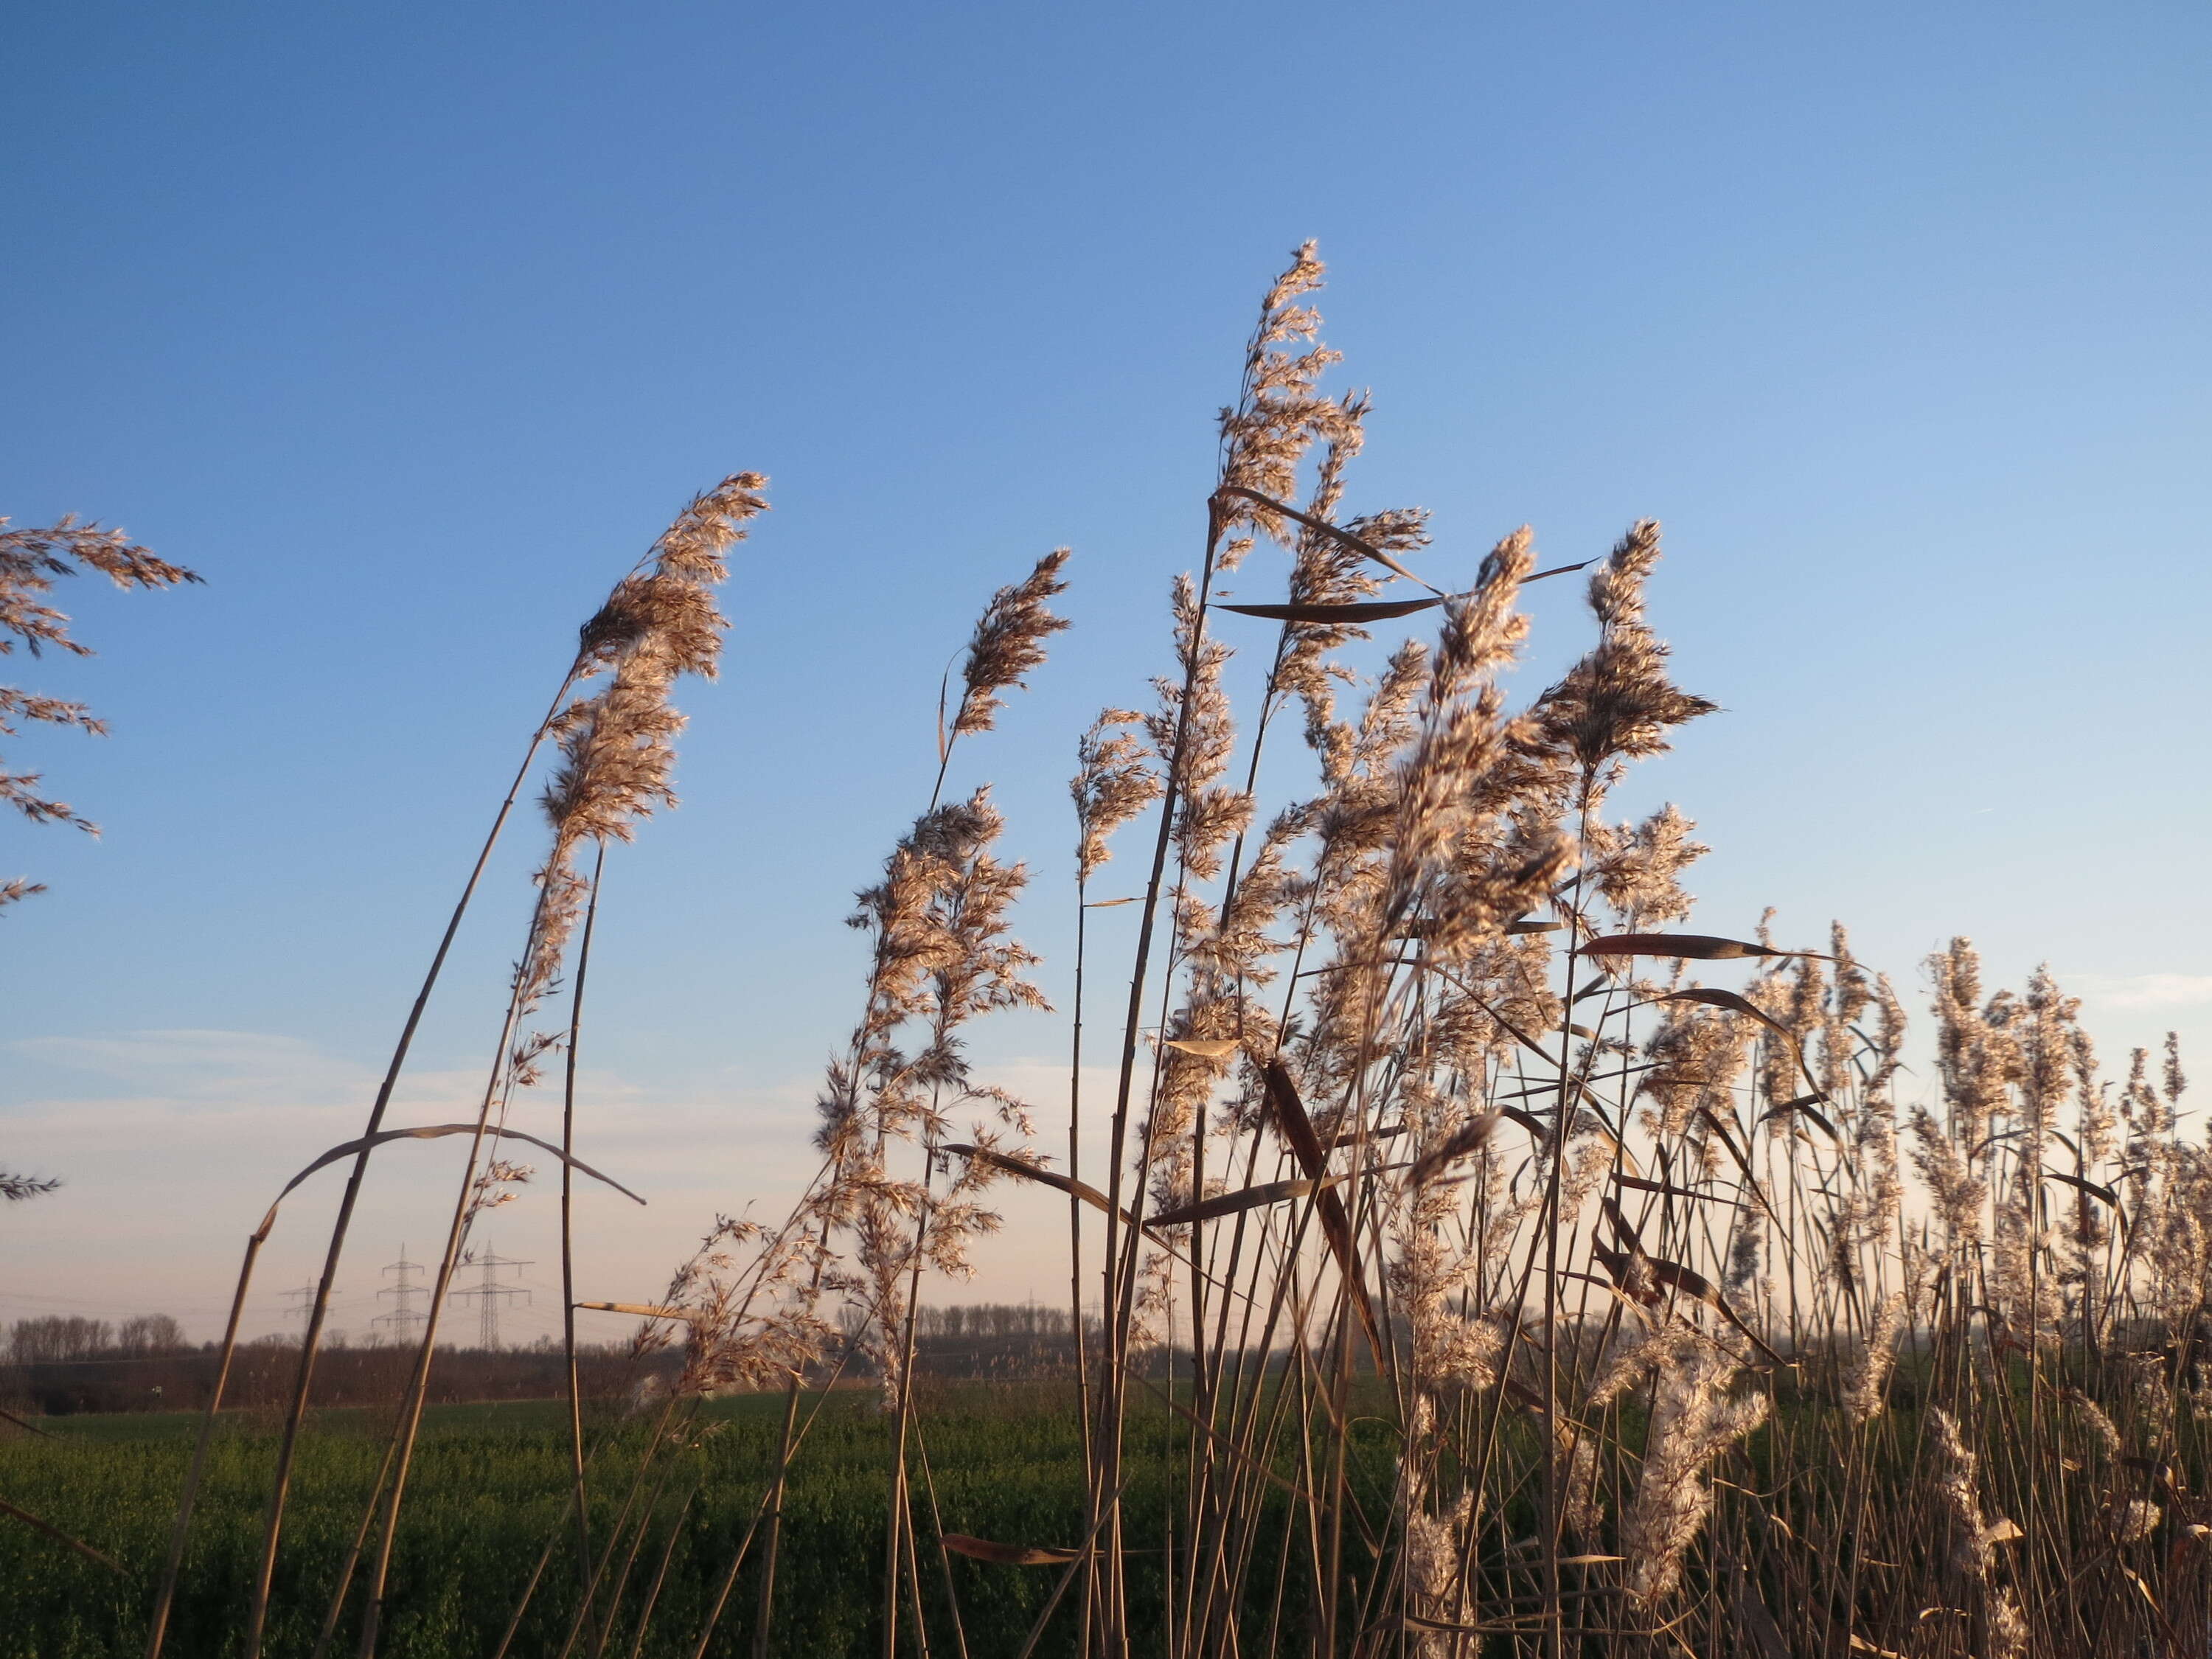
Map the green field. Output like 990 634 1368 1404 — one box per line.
0 1386 1228 1659
1 1389 1097 1659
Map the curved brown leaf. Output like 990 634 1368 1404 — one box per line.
1146 1176 1343 1231
261 1123 644 1235
944 1144 1127 1221
942 1532 1081 1567
2045 1167 2130 1242
1220 597 1444 624
1211 486 1442 592
1760 1095 1840 1139
1613 1171 1739 1204
1321 1121 1407 1150
1498 1105 1549 1140
1658 988 1829 1105
1524 557 1601 585
1262 1062 1385 1363
2043 1167 2120 1208
1161 1037 1241 1060
1411 1112 1501 1186
1582 933 1828 961
1593 1214 1788 1367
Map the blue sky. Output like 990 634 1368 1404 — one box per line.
5 1 2208 1338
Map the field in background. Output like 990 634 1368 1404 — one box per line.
0 1385 1210 1659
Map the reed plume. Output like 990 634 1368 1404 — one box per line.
1 512 198 902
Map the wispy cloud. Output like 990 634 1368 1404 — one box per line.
13 1029 379 1105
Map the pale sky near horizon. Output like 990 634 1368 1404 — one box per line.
5 2 2208 1343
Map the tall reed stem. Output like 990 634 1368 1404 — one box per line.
563 846 609 1613
240 672 579 1658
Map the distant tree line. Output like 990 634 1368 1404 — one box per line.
0 1304 1175 1416
8 1313 188 1362
0 1319 661 1418
911 1302 1077 1339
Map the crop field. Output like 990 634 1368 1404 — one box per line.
0 1387 1242 1658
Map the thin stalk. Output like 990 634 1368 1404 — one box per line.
1068 886 1098 1659
144 1228 265 1659
240 669 579 1657
1095 498 1229 1652
1537 773 1596 1659
563 846 609 1612
353 909 557 1656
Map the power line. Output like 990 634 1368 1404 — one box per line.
373 1245 428 1343
447 1243 532 1350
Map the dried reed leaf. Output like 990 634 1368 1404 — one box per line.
1592 1222 1787 1367
1582 933 1827 961
1410 1112 1501 1186
1262 1060 1385 1363
1612 1171 1738 1204
1146 1176 1344 1231
1506 918 1562 934
1660 987 1829 1103
1211 485 1441 591
1161 1037 1241 1059
1759 1094 1840 1138
263 1123 644 1233
1561 1269 1658 1318
941 1533 1081 1567
944 1144 1127 1220
1526 557 1601 584
2044 1167 2121 1208
1498 1105 1549 1140
1321 1121 1407 1150
1697 1107 1781 1225
1220 597 1444 623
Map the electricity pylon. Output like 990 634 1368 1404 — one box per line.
374 1245 428 1343
448 1244 532 1350
282 1281 320 1327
